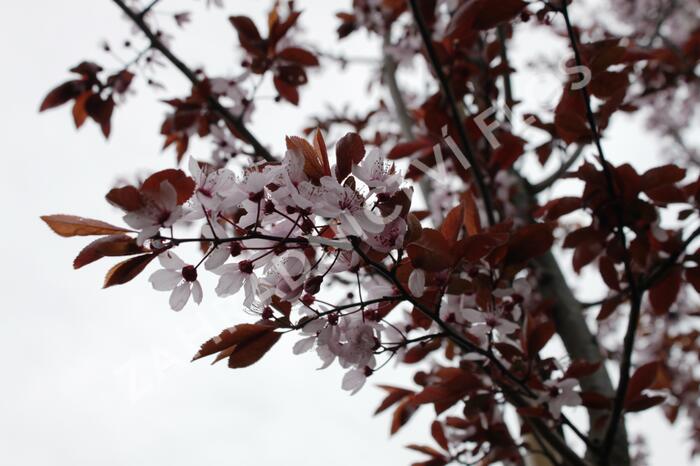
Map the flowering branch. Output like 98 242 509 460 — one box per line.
38 1 700 464
350 238 590 465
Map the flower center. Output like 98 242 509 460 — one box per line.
181 265 198 282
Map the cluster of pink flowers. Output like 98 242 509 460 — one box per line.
92 133 583 422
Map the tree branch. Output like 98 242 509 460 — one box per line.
139 0 162 18
382 30 436 208
351 239 589 466
530 145 584 194
110 0 275 162
559 4 635 464
383 33 414 141
497 25 515 108
407 0 496 226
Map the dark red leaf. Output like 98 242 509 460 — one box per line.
598 256 620 291
625 394 665 412
685 267 700 293
277 47 319 66
625 361 660 403
227 330 281 368
229 16 264 54
457 232 509 262
565 360 602 379
580 391 612 409
404 339 442 364
141 169 196 205
192 323 275 361
407 444 445 458
555 87 590 144
534 197 582 221
192 322 282 369
85 93 115 138
526 320 556 355
407 229 452 271
74 234 145 269
72 91 92 128
335 132 365 181
431 421 449 451
391 398 417 434
649 266 682 315
106 185 143 212
103 253 157 288
273 75 300 105
70 61 103 78
41 214 132 237
277 64 308 86
445 0 525 39
597 295 623 321
439 204 464 246
490 132 526 171
375 385 414 415
506 223 554 265
39 80 85 111
640 164 686 191
286 135 325 180
387 139 432 160
313 129 332 178
472 0 526 29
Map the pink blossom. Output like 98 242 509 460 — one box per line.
149 251 203 311
542 378 582 419
123 180 184 245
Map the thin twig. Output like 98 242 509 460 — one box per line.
559 4 636 463
139 0 162 17
497 25 514 108
530 145 585 193
111 0 275 162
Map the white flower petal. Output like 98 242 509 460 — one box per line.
215 271 244 297
159 251 186 270
188 156 202 180
149 269 182 291
300 318 326 335
243 275 258 307
316 345 335 369
341 368 367 395
461 308 486 323
159 181 178 210
191 280 203 304
293 336 316 354
169 282 191 311
408 268 426 298
205 246 230 270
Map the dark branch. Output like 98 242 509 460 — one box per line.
407 0 496 226
530 145 584 193
111 0 275 162
496 25 514 108
559 4 636 463
351 239 589 466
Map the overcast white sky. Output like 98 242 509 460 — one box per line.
1 1 698 465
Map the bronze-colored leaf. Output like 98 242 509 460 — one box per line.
103 253 157 288
41 214 132 237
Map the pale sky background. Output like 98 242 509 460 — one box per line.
1 1 698 465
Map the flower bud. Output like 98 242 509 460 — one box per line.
304 275 323 295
